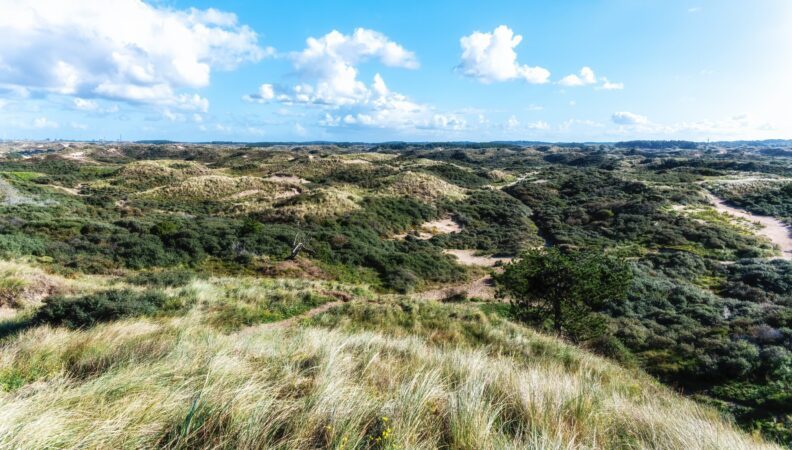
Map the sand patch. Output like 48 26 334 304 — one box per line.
265 175 309 185
393 217 462 240
416 276 497 301
340 158 372 165
444 249 513 267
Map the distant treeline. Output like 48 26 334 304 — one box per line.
614 140 699 149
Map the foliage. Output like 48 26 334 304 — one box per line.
34 290 171 329
496 248 632 342
0 142 790 443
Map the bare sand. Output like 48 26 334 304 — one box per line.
393 217 462 240
444 249 513 267
708 194 792 260
416 275 497 301
265 175 309 185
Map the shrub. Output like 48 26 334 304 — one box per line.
125 270 197 288
34 290 169 329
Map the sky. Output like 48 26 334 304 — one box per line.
0 0 791 142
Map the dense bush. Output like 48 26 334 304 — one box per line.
716 183 792 218
505 168 769 258
125 269 197 288
436 189 542 254
34 290 170 329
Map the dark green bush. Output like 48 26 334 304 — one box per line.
125 270 197 288
34 290 169 329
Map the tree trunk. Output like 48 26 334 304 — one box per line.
553 298 562 333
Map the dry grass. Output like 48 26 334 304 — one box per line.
140 175 298 203
0 260 111 309
0 257 778 449
383 171 466 202
0 303 777 449
261 186 362 221
116 160 212 189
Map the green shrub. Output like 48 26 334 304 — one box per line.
34 290 169 329
125 270 197 288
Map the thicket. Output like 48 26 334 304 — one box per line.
34 290 171 329
505 168 768 258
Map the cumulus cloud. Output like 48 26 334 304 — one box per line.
505 115 521 129
266 28 418 106
527 120 550 130
612 111 649 125
248 28 466 131
559 67 624 90
0 1 268 110
503 115 549 131
457 25 550 84
243 84 276 103
559 67 597 87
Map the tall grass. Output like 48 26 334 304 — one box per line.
0 308 777 449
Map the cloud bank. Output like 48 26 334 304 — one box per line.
0 0 268 110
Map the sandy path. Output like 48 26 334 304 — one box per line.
708 194 792 260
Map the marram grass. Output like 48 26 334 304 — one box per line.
0 306 778 449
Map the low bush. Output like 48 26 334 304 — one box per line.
125 269 197 288
34 290 170 329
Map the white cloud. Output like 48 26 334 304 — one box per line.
560 67 624 90
527 120 550 130
162 109 185 122
247 28 465 131
0 1 268 110
612 111 649 125
243 84 276 103
73 98 98 110
559 66 597 87
606 112 778 140
70 122 88 130
599 80 624 90
688 7 703 13
457 25 550 84
33 117 58 128
266 28 418 106
503 115 549 131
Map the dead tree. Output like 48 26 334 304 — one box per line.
288 231 313 260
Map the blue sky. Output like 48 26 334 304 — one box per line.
1 0 790 142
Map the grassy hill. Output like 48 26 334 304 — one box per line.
0 275 777 449
0 142 790 447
